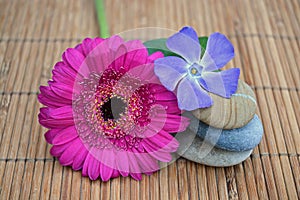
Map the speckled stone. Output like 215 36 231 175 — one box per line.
192 80 257 129
188 113 264 152
176 129 253 167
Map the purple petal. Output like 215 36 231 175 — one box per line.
166 31 201 63
154 56 187 91
179 26 199 43
199 68 240 98
200 33 234 71
177 77 213 110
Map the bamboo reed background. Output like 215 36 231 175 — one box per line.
0 0 299 199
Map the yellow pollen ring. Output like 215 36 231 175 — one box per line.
191 68 198 75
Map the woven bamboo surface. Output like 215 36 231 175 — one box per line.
0 0 299 199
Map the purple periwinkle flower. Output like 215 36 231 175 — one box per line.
154 26 240 111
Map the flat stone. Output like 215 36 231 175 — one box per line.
188 113 264 152
192 80 257 129
176 129 253 167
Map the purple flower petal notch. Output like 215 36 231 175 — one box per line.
154 26 240 111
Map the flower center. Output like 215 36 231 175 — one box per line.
190 67 198 75
100 96 126 121
188 63 203 78
73 70 156 151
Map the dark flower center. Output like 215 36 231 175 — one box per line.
100 96 126 121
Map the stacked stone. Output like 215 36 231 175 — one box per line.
177 80 264 167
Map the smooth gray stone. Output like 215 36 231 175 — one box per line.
176 129 253 167
188 114 263 152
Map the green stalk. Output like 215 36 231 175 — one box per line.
95 0 110 38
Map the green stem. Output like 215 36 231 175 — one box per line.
95 0 110 38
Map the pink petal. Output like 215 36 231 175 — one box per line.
54 61 78 78
59 138 82 166
121 40 148 70
82 154 93 176
132 148 159 173
81 38 106 73
116 151 129 177
52 126 78 145
126 48 148 69
142 141 172 162
156 100 181 114
131 63 160 84
147 51 164 62
81 38 93 55
49 81 73 100
111 169 120 178
75 43 84 54
52 73 74 87
87 39 114 72
63 48 85 72
143 138 166 152
72 146 88 170
121 49 139 71
44 129 61 144
86 37 121 73
50 142 72 157
39 106 74 128
100 163 114 181
89 148 115 180
149 84 167 93
145 132 179 152
144 171 153 176
111 44 127 71
83 38 105 55
88 156 100 180
130 173 142 181
38 86 71 108
107 35 124 51
125 39 146 52
52 65 75 86
43 106 73 119
128 151 141 174
153 90 177 101
163 115 190 132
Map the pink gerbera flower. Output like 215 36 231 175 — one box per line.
38 36 189 181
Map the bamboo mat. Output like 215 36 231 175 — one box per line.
0 0 299 199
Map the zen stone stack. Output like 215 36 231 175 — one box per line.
192 80 257 129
